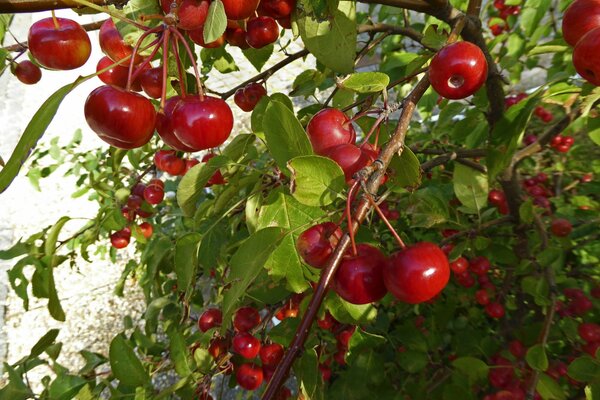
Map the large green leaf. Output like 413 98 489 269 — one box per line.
294 348 323 400
519 0 552 37
167 327 192 377
242 45 274 72
568 357 600 383
177 155 229 216
388 147 422 190
526 344 549 371
48 374 87 400
29 329 60 358
537 373 567 400
109 335 149 387
452 357 489 383
453 163 488 212
0 364 33 400
341 72 390 93
174 233 201 295
203 0 227 43
288 155 345 207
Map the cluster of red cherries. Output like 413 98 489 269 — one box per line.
488 0 521 36
521 172 554 212
506 93 554 124
562 0 600 86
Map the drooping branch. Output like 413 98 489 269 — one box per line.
358 22 426 46
0 0 125 13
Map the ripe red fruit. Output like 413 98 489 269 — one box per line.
222 0 261 20
323 144 371 184
138 222 153 239
233 306 261 332
188 28 226 48
384 242 450 304
131 183 146 197
485 302 505 319
562 0 600 46
143 184 165 205
208 337 228 359
154 150 176 171
184 158 200 173
234 83 267 112
306 108 356 154
578 323 600 343
260 343 284 366
429 41 488 99
333 244 388 305
172 96 234 151
160 0 209 30
110 227 131 249
551 218 573 237
296 222 343 268
121 206 134 222
488 189 506 205
96 56 132 90
469 256 491 276
85 86 156 149
258 0 296 18
202 153 227 186
163 154 186 176
225 27 249 48
583 341 600 357
28 17 91 70
155 96 197 152
233 332 261 359
573 27 600 86
508 340 526 359
246 16 280 49
236 363 263 390
198 308 222 332
337 326 356 349
99 19 141 64
449 257 469 274
13 60 42 84
277 16 292 29
139 67 164 99
127 194 143 210
317 312 337 330
475 289 491 305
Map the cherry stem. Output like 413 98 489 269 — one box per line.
168 27 205 100
50 10 59 29
129 36 163 88
126 26 164 92
160 28 172 110
360 112 386 148
170 33 189 99
346 181 360 256
365 193 406 249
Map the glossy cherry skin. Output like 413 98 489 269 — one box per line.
14 60 41 84
160 0 209 30
198 308 222 332
236 363 263 390
579 323 600 343
233 332 261 359
306 108 356 154
163 154 186 175
323 143 371 184
429 41 488 99
222 0 261 20
449 256 468 274
144 184 164 205
384 242 450 304
172 96 234 151
188 28 226 48
259 343 284 366
258 0 296 18
99 19 141 64
85 85 156 149
333 244 388 305
139 67 163 99
562 0 600 46
28 17 91 70
234 83 267 112
573 28 600 86
155 96 197 152
296 222 342 268
551 218 573 237
96 56 135 90
246 16 280 49
225 27 249 48
469 256 491 276
202 153 227 186
138 222 153 239
154 149 176 171
110 227 131 249
233 306 261 332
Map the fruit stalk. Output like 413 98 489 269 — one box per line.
0 0 117 13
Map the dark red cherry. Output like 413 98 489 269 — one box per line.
127 194 143 210
306 108 356 154
234 83 267 112
333 244 388 305
139 67 163 99
259 343 284 366
84 85 156 149
28 17 91 70
317 312 338 330
160 0 209 30
143 184 165 205
469 256 491 276
296 222 343 268
233 332 261 359
475 289 490 305
551 218 572 237
198 308 223 332
156 96 197 152
138 222 153 239
233 306 261 332
323 143 371 184
172 96 234 151
429 41 488 99
508 340 526 359
277 16 291 29
236 363 263 390
225 27 249 48
13 60 41 84
208 337 228 359
449 257 468 274
337 326 355 349
131 183 146 197
188 28 226 48
383 242 450 304
580 323 600 343
222 0 261 20
99 19 142 64
562 0 600 46
573 27 600 86
455 271 476 288
258 0 296 18
485 302 505 319
246 16 280 49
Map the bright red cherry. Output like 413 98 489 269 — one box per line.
234 83 267 112
160 0 210 30
163 154 186 176
485 302 505 319
198 308 222 332
222 0 261 20
233 306 261 332
233 332 261 359
139 67 163 99
85 85 156 149
110 227 131 249
258 0 296 18
323 144 371 184
96 56 130 89
488 189 506 205
317 312 337 330
296 222 343 268
154 149 175 171
562 0 600 46
138 222 153 239
155 96 197 152
573 27 600 86
551 218 573 237
469 256 491 276
306 108 356 154
383 242 450 304
143 184 165 205
28 17 91 70
579 323 600 343
333 244 387 305
172 96 234 151
99 19 141 64
236 363 263 390
449 257 468 274
259 343 284 366
429 41 488 99
202 153 227 186
13 60 41 84
246 16 280 49
337 326 356 349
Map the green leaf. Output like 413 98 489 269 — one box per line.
0 364 33 400
588 116 600 146
526 344 549 371
109 335 149 387
200 47 238 74
167 327 192 377
294 348 322 400
49 374 87 400
568 357 600 383
203 0 227 43
452 357 489 383
519 199 534 224
288 155 345 206
174 233 201 295
341 72 390 93
242 45 274 72
0 240 29 260
296 1 357 74
263 100 314 170
453 163 488 212
398 350 428 373
387 147 422 189
29 329 60 358
421 25 448 50
537 373 567 400
222 227 284 328
44 216 70 266
519 0 552 37
177 155 229 216
78 350 107 375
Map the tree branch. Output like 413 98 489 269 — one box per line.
0 0 125 13
358 22 425 45
3 20 106 52
357 0 434 13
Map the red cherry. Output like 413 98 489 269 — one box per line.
233 306 261 332
455 271 475 288
523 134 537 145
14 60 41 84
334 349 347 365
337 326 355 349
578 323 600 343
450 257 469 274
319 364 332 381
156 96 197 152
184 158 200 173
127 194 143 210
296 222 342 268
208 337 228 359
225 27 250 48
475 289 490 305
573 27 600 86
163 154 186 176
570 296 593 316
131 183 146 197
154 150 176 171
317 311 337 330
582 173 593 183
233 332 261 359
99 19 141 64
429 41 488 99
28 17 91 70
323 144 371 184
160 0 210 30
236 363 263 390
306 108 356 154
172 96 234 151
246 16 280 49
469 256 491 276
485 302 505 319
508 340 526 359
562 136 575 146
96 56 134 90
143 184 165 205
488 189 506 205
551 218 572 237
139 67 163 99
188 28 226 48
488 356 514 388
234 83 267 112
493 0 506 9
277 16 291 29
259 343 284 366
489 23 505 36
333 244 388 305
258 0 296 18
198 308 222 332
384 242 450 304
110 228 131 249
222 0 261 20
201 153 227 186
562 0 600 46
137 222 153 239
